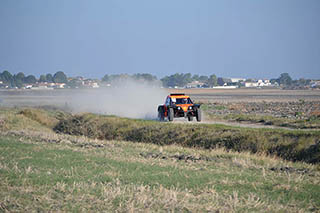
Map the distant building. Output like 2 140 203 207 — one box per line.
25 85 33 89
230 78 246 83
217 78 232 86
91 82 99 88
54 83 66 88
257 79 271 87
212 86 238 89
37 83 48 88
83 80 100 88
244 79 272 87
186 81 205 88
311 80 320 88
245 82 259 88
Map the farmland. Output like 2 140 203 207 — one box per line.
0 88 320 211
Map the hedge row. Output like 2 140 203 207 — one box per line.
54 113 320 164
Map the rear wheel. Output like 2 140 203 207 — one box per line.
158 108 164 121
196 109 201 122
188 116 193 121
168 108 174 121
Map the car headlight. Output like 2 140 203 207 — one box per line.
189 106 192 110
177 106 181 110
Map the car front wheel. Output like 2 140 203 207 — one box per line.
168 108 174 121
196 109 201 122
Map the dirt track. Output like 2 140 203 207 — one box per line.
171 117 299 130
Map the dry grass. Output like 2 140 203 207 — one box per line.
0 107 320 211
1 128 320 212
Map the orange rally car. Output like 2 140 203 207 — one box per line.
157 93 201 122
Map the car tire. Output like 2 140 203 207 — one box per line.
158 108 164 121
196 109 201 122
168 108 174 121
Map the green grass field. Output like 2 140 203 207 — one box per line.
0 107 320 211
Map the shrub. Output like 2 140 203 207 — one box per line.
54 113 320 164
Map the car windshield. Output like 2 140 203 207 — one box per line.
175 98 192 104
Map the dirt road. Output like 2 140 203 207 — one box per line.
170 117 320 131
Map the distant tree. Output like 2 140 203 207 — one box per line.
109 74 131 83
46 74 53 83
24 75 37 84
183 73 192 85
0 70 13 83
270 78 277 84
245 78 255 83
53 71 68 83
160 73 193 88
217 77 225 86
13 72 25 88
297 78 311 86
0 70 15 87
160 76 170 87
133 73 157 81
207 74 217 87
199 75 209 83
16 72 25 80
278 73 292 86
67 79 83 88
102 74 110 82
39 75 47 82
192 74 200 81
297 78 306 85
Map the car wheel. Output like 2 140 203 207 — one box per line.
196 109 201 122
168 108 174 121
158 109 164 121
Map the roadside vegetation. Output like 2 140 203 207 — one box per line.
55 113 320 164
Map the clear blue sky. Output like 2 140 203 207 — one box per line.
1 0 319 79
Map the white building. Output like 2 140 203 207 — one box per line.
54 83 66 88
230 78 246 83
245 79 272 87
245 82 259 87
186 81 205 88
257 79 272 87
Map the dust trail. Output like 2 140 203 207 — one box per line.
69 80 167 119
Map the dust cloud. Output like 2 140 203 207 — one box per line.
69 80 167 119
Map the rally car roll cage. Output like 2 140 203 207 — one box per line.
158 93 201 122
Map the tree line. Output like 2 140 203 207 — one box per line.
0 69 311 89
0 71 68 88
160 73 218 88
101 73 157 83
102 73 218 87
